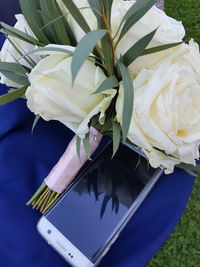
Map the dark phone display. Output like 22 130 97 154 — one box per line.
46 143 158 263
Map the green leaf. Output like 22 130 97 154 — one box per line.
123 29 157 67
32 115 40 133
97 115 114 136
6 36 36 68
83 133 91 160
112 121 121 158
71 30 106 82
102 0 113 26
101 34 114 75
60 0 91 34
87 0 101 25
19 0 50 44
8 88 26 99
142 42 183 56
116 0 157 44
0 85 28 106
0 62 29 85
88 0 114 75
177 163 200 177
0 22 43 46
0 70 27 86
40 0 71 45
0 62 28 74
76 136 81 160
40 0 60 43
88 0 113 27
177 165 197 177
117 60 134 142
57 6 77 46
93 75 118 94
26 46 74 56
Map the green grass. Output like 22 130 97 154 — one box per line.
148 1 200 266
165 0 200 44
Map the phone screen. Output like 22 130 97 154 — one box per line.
46 143 161 263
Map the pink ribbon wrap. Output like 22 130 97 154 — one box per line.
44 127 102 194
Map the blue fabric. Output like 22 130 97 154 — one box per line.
0 34 195 267
0 1 20 25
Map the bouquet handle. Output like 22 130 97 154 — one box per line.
27 128 102 213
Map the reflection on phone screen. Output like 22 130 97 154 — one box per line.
46 143 160 263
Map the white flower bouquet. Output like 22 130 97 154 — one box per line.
0 0 199 213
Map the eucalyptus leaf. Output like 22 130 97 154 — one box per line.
101 34 114 75
19 0 50 44
71 30 106 82
88 0 113 27
93 75 118 94
0 70 28 85
87 0 101 25
26 46 74 56
0 62 29 85
117 60 134 141
112 121 121 158
98 115 114 136
102 0 113 26
0 62 29 74
76 136 81 160
0 22 43 46
58 6 77 46
177 163 200 177
83 133 91 160
0 85 28 106
8 88 26 100
88 0 114 74
40 0 71 45
7 36 36 68
142 42 182 56
61 0 91 33
177 164 197 177
123 29 157 67
40 0 60 43
116 0 157 44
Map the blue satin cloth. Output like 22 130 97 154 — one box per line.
0 34 195 267
1 2 20 25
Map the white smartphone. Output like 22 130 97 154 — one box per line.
37 142 163 267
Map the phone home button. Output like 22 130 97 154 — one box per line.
55 240 67 252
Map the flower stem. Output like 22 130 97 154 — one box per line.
42 193 60 214
26 182 47 206
27 182 60 213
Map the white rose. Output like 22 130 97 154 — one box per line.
0 14 39 87
116 40 200 173
112 0 185 74
26 45 116 138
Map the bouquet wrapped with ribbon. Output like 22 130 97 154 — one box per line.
1 0 200 213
